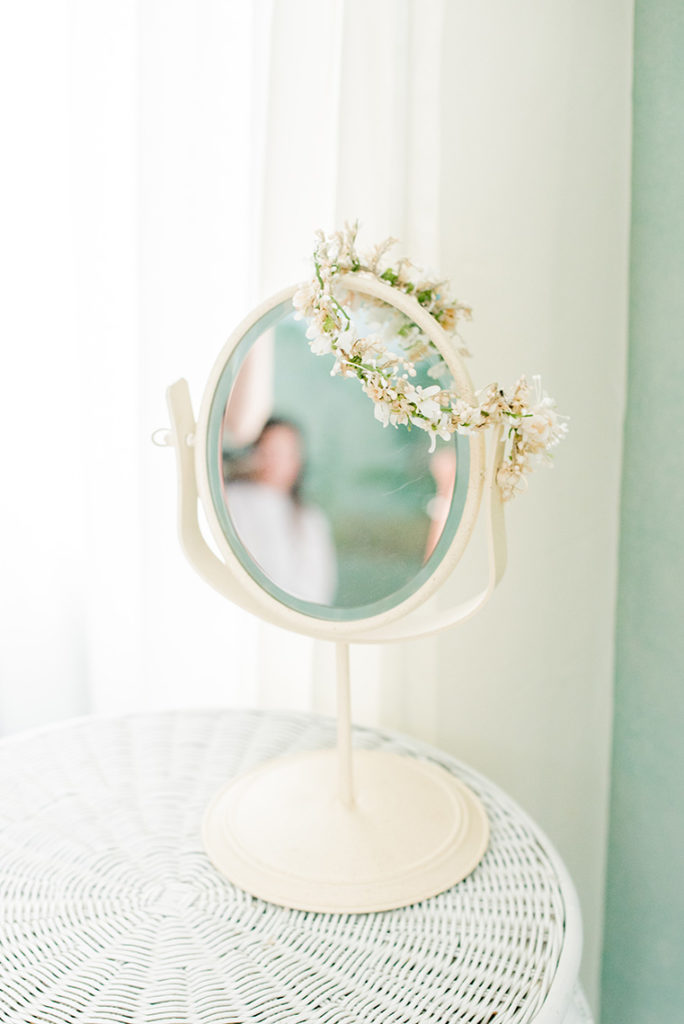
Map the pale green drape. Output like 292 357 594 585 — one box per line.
602 1 684 1019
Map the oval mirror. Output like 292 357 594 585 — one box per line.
204 293 472 622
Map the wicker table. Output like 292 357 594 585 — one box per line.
0 710 592 1023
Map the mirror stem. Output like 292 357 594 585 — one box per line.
336 641 355 809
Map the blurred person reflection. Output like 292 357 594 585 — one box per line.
424 446 457 561
224 418 337 604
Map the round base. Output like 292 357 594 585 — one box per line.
202 749 489 912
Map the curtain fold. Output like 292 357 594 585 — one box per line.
1 0 262 730
0 0 450 732
253 0 447 731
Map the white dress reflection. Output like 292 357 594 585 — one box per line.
224 419 337 605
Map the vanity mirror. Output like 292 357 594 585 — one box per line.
160 226 566 912
208 293 472 619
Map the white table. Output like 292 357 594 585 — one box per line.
0 710 592 1023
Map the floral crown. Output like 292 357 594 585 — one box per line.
292 222 567 501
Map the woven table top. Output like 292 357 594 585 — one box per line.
0 710 589 1024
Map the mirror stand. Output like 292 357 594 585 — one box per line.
201 639 489 913
335 641 354 810
162 272 514 913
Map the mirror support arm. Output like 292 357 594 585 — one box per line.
356 427 508 643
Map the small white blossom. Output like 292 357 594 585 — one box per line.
309 332 334 356
497 462 529 501
373 400 391 427
292 282 317 319
414 384 443 421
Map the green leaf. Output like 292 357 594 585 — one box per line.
380 268 399 285
417 289 432 305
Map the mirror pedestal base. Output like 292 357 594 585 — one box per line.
202 748 489 913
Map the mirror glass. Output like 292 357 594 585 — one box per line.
206 296 470 621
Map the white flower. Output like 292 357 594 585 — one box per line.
517 409 555 449
516 386 569 456
497 463 528 501
331 326 351 355
414 384 442 421
292 282 317 319
373 400 391 427
435 411 454 441
305 315 328 343
309 332 334 356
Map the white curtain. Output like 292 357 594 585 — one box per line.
0 0 633 1011
1 0 261 729
251 7 633 1011
252 0 448 729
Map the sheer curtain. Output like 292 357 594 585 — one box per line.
253 0 449 729
1 0 261 731
1 0 442 731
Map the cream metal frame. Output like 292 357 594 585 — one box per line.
165 273 507 644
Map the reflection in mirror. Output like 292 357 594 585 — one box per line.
222 416 338 604
213 297 468 616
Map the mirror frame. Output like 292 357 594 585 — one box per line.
194 274 485 642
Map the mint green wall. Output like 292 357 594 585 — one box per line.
602 2 684 1020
